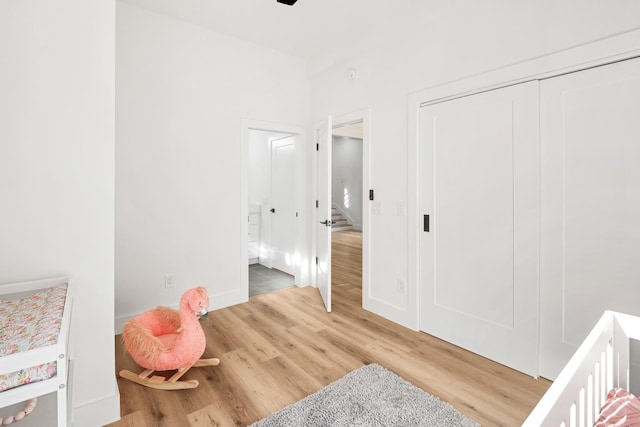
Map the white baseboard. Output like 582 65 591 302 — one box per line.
114 314 135 335
72 382 120 427
363 296 418 332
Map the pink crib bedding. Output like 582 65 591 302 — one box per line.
0 284 68 392
595 388 640 426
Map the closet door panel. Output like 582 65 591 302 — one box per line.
419 81 539 377
540 57 640 379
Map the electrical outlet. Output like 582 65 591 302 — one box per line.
397 278 405 294
165 274 174 288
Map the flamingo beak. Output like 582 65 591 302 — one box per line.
196 308 208 319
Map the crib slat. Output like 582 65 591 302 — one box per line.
614 316 632 390
577 387 585 427
587 373 594 427
595 360 602 415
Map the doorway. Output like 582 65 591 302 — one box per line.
332 122 364 233
316 110 370 311
247 127 297 297
332 121 364 298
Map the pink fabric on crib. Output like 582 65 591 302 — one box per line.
595 388 640 427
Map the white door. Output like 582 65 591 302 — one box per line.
271 136 296 276
317 118 332 312
419 81 539 376
540 57 640 379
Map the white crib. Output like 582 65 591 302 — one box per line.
523 311 640 427
0 276 73 427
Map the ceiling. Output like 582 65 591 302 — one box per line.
119 0 398 64
333 122 363 140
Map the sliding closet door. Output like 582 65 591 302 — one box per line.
419 81 539 376
540 57 640 379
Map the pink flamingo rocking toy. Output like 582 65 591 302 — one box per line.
118 287 219 390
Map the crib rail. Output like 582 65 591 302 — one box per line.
523 311 640 427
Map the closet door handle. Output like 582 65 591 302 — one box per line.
424 215 430 232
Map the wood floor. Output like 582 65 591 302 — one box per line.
107 230 550 427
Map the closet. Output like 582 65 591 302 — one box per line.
417 54 640 379
419 81 539 377
538 57 640 379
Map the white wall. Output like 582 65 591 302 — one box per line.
309 0 640 328
332 136 363 230
0 1 119 425
115 3 310 324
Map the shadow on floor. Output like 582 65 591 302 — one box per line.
249 264 294 297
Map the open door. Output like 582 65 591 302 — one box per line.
316 117 332 312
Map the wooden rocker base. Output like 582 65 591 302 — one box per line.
119 357 220 390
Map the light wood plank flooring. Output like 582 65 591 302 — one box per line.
107 230 550 426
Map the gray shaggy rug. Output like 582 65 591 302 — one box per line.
249 363 479 427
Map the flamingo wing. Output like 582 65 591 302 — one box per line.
122 318 169 366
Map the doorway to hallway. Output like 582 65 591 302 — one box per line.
315 109 370 312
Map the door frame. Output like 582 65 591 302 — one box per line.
241 119 305 302
314 109 371 309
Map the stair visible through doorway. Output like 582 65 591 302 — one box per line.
331 206 352 232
